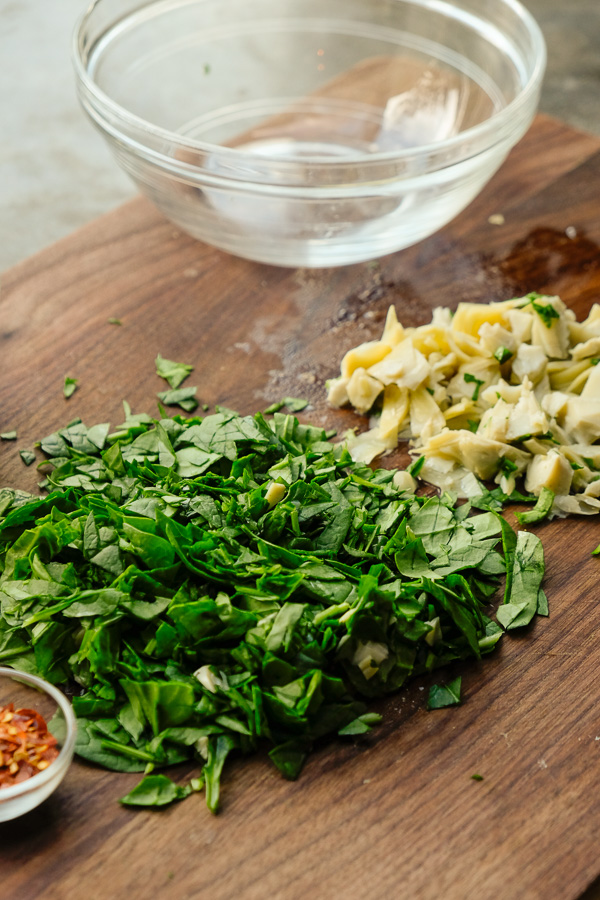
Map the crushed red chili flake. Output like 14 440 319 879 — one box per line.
0 703 59 788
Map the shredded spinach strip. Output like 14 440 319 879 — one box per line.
0 407 545 811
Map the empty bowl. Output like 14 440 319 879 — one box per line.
72 0 546 268
0 667 76 821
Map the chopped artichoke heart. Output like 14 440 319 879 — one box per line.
478 321 517 356
265 482 287 506
524 450 573 496
529 296 570 359
506 308 533 343
564 397 600 445
392 470 417 493
444 399 475 421
505 389 548 441
381 305 405 347
581 363 600 399
548 358 592 392
409 387 446 440
424 617 442 647
341 340 391 379
451 300 516 337
329 292 600 518
477 398 512 442
368 338 430 390
379 384 409 441
352 641 389 680
346 367 383 414
326 375 350 408
512 343 547 384
347 427 395 464
571 335 600 361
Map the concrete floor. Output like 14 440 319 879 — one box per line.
1 0 599 272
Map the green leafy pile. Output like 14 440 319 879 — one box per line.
0 406 545 811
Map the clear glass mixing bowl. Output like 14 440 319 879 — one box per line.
73 0 546 268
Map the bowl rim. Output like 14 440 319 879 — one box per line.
0 666 77 803
71 0 547 172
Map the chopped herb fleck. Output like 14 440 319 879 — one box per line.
108 318 122 326
471 773 484 781
463 373 485 401
494 347 513 364
528 297 560 328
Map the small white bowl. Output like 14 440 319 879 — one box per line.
0 666 76 822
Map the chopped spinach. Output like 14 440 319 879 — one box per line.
0 406 546 812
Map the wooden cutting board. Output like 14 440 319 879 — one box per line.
2 114 600 900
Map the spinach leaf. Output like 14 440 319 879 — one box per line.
427 676 461 709
120 774 192 807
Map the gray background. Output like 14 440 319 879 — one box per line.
1 0 599 272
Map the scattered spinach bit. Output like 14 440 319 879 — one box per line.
120 773 191 807
1 432 17 441
264 398 309 414
496 531 545 630
463 373 484 401
0 407 546 812
471 773 484 781
155 355 194 390
515 488 554 525
427 676 461 710
19 450 36 467
157 387 199 412
408 455 425 477
64 377 78 399
108 318 122 326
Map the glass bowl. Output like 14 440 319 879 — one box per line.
72 0 546 268
0 666 76 822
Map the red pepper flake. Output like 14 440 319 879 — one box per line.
0 703 59 788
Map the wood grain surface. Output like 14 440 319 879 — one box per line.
2 114 600 900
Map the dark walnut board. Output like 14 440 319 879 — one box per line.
2 114 600 900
